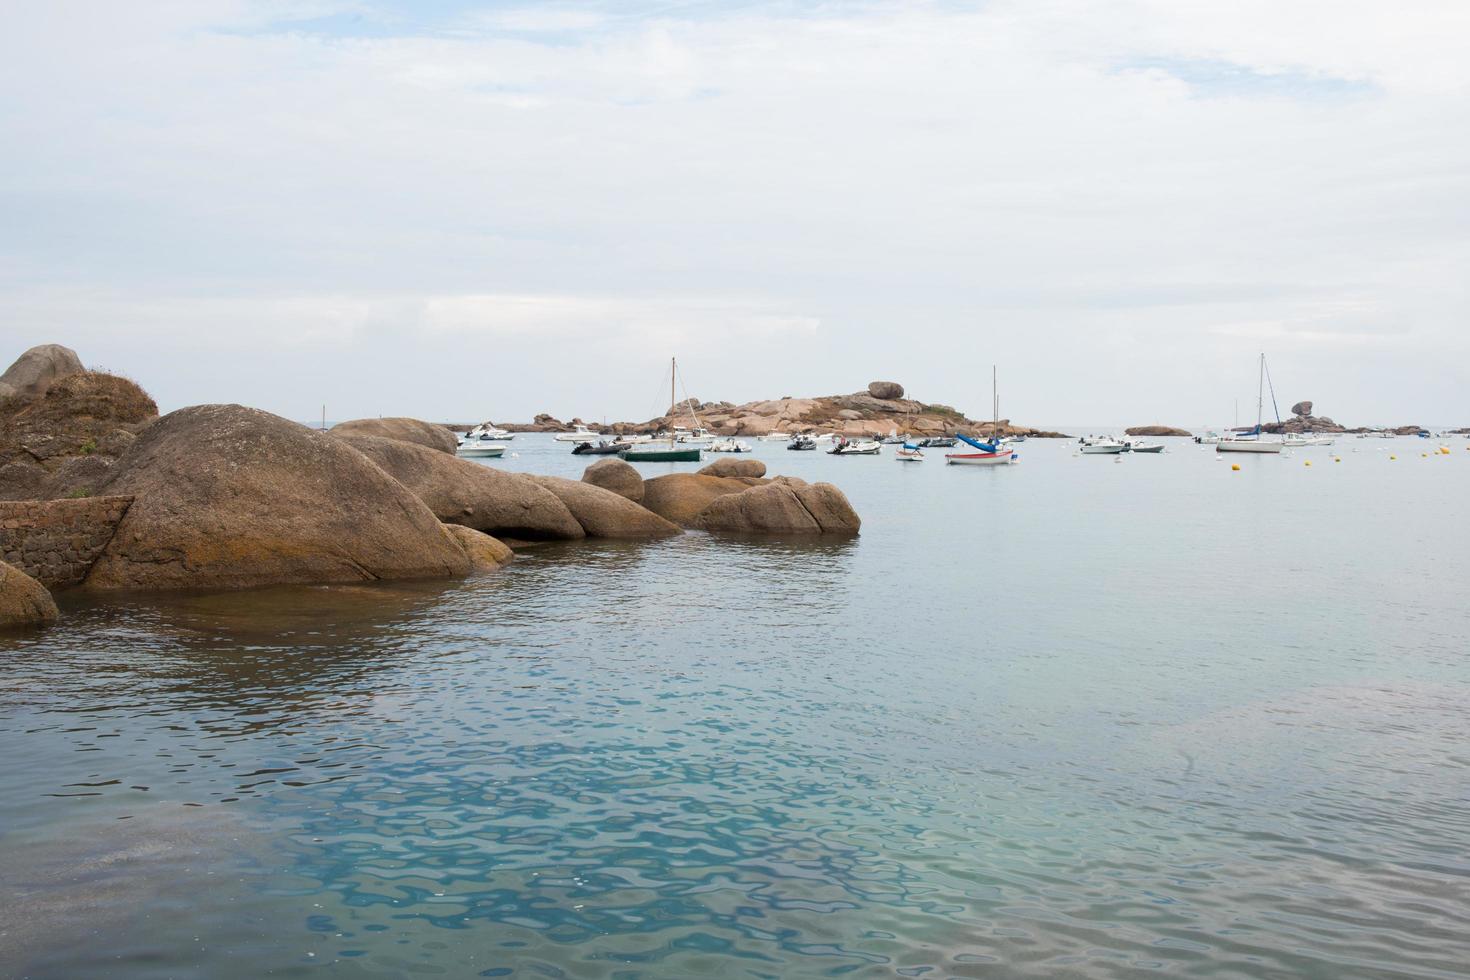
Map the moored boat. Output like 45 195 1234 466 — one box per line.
554 424 601 443
707 438 752 453
787 435 817 451
895 443 924 461
620 358 704 463
456 439 507 458
829 438 881 455
1079 436 1127 454
572 440 627 455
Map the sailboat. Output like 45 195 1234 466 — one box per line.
946 366 1017 466
620 358 704 462
1217 353 1283 454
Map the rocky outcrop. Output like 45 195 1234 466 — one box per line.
867 381 904 400
331 417 458 454
527 476 682 538
81 405 471 592
0 369 158 500
0 344 84 405
1125 425 1192 437
699 458 766 479
0 559 58 628
641 473 757 527
444 524 515 573
1264 415 1347 434
581 458 644 502
1291 401 1313 417
0 496 133 589
338 435 584 542
697 478 860 534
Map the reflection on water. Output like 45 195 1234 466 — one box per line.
4 438 1470 977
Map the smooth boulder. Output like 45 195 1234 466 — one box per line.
698 458 766 479
640 473 757 528
529 476 681 538
698 479 861 534
867 380 904 400
0 344 84 404
582 458 644 502
444 524 515 572
331 417 458 454
0 560 59 628
82 405 471 591
339 435 583 541
1291 401 1313 417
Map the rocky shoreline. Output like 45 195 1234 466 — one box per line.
0 345 860 630
460 381 1071 440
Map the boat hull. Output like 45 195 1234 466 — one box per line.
456 446 506 458
1216 441 1282 454
1079 445 1126 454
620 448 702 462
945 451 1016 465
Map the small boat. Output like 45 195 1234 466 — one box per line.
554 424 602 443
707 438 753 453
919 436 957 448
620 358 703 462
1284 433 1335 447
671 427 714 444
946 435 1015 466
879 430 907 444
1079 436 1127 454
757 431 793 442
1218 354 1285 454
572 440 627 455
461 422 514 443
456 439 507 458
1195 431 1223 445
1122 438 1164 453
895 443 925 461
829 438 881 455
787 435 817 451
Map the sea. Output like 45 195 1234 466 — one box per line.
3 434 1469 978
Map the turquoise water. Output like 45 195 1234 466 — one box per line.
4 437 1470 978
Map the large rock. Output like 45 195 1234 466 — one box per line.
338 435 582 541
582 458 644 502
867 381 904 400
641 473 756 528
0 370 158 499
0 559 59 628
1125 425 1192 437
331 417 457 454
444 524 514 573
82 405 472 592
1291 401 1313 417
0 344 84 404
699 458 766 479
697 479 861 534
528 476 681 538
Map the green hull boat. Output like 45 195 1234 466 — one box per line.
620 447 702 462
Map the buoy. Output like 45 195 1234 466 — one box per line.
1305 460 1311 466
1334 457 1341 463
1390 455 1396 460
1231 463 1240 471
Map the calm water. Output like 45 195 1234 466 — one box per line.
4 436 1470 978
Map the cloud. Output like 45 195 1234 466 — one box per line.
0 1 1466 423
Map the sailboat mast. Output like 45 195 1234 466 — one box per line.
992 364 998 436
1256 352 1265 431
670 357 676 448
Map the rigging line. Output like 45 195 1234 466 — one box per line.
646 360 672 424
676 366 703 428
1263 357 1283 424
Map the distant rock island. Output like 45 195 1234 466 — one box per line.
492 380 1070 439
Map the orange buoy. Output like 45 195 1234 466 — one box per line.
1231 463 1240 471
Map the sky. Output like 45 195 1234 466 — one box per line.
1 0 1467 427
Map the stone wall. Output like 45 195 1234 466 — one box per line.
0 496 133 589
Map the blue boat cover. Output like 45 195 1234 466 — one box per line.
902 442 922 450
955 432 1001 452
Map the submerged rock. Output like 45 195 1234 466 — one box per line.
82 405 470 591
444 524 515 572
581 458 644 502
339 434 584 542
698 458 766 479
0 343 84 405
528 476 682 538
331 417 457 454
0 559 59 628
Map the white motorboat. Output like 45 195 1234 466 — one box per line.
757 431 793 442
554 424 602 443
1195 431 1223 445
829 438 881 455
1284 433 1335 447
456 439 507 458
671 426 714 444
462 422 514 442
707 438 752 453
1122 438 1163 453
1079 436 1128 455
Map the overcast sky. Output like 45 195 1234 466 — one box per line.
2 1 1467 427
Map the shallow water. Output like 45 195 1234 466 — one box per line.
4 436 1470 978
